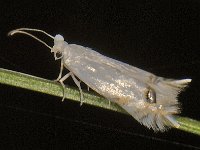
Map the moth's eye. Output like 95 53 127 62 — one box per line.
55 51 63 59
146 88 156 104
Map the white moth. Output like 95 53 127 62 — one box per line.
8 28 192 132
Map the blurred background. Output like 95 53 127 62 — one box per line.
0 0 199 149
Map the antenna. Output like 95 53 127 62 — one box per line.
8 28 54 50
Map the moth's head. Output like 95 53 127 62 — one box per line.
51 34 65 60
8 28 67 61
122 78 191 132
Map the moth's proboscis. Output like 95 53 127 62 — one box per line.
8 28 192 132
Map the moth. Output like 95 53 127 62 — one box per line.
8 28 191 131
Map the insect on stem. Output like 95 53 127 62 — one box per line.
8 27 192 132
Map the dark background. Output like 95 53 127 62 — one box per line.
0 0 199 149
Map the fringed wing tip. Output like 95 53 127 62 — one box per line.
174 79 192 85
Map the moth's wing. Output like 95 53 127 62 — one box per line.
84 47 157 83
66 45 190 131
66 44 148 102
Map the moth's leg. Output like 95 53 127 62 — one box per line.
55 59 64 81
87 86 90 91
71 74 84 106
58 72 72 101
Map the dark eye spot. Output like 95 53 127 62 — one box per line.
146 88 156 104
55 51 63 59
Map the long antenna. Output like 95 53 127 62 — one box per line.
8 28 54 50
8 28 54 39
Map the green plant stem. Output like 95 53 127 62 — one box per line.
0 68 200 135
175 116 200 135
